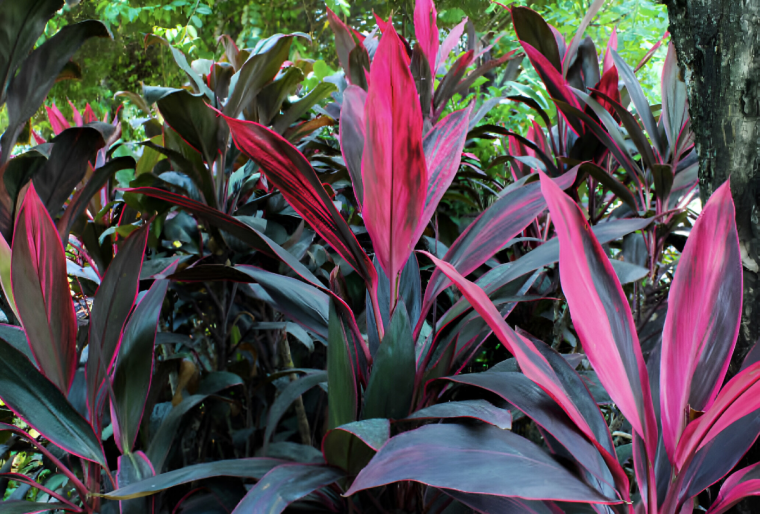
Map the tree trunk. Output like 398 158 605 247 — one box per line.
666 1 760 511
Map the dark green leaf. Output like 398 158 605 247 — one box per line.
363 300 415 420
263 371 327 448
323 418 389 475
327 299 357 430
0 338 105 465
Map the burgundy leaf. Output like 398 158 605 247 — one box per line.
346 424 618 503
339 85 367 208
660 181 741 462
421 168 578 321
86 223 149 424
327 6 365 78
11 183 77 393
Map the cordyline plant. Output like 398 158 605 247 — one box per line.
404 175 757 513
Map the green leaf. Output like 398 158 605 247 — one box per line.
157 90 222 167
323 418 389 474
327 298 357 430
112 261 177 453
0 337 105 466
0 0 62 105
263 371 327 448
362 300 415 420
147 371 243 472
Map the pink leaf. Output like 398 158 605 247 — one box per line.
45 103 70 135
421 251 630 497
412 104 472 244
414 0 439 78
539 171 658 458
602 27 618 74
68 100 83 126
660 180 741 462
362 23 427 306
436 18 467 71
707 462 760 514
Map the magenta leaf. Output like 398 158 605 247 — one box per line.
412 105 472 245
346 424 619 503
362 22 428 306
707 462 760 514
538 172 658 458
414 0 439 78
660 180 741 461
11 182 77 393
217 111 378 293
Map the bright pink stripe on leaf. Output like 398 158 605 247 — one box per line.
660 180 741 462
539 171 658 458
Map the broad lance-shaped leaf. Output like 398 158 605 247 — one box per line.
422 252 630 498
327 298 358 430
362 21 428 307
116 451 154 514
660 181 741 462
231 464 345 514
112 260 179 454
510 6 562 72
216 111 378 293
362 299 416 420
87 223 149 423
422 167 578 321
662 42 689 153
538 171 659 458
339 85 367 209
11 183 77 393
412 105 472 245
322 418 390 475
612 50 663 157
103 458 285 500
263 371 327 448
326 6 365 80
0 337 105 466
346 424 617 503
414 0 439 78
520 43 584 135
404 399 512 429
0 20 110 166
0 0 62 104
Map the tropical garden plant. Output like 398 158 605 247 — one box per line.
1 0 759 512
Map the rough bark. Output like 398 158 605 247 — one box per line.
665 1 760 511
